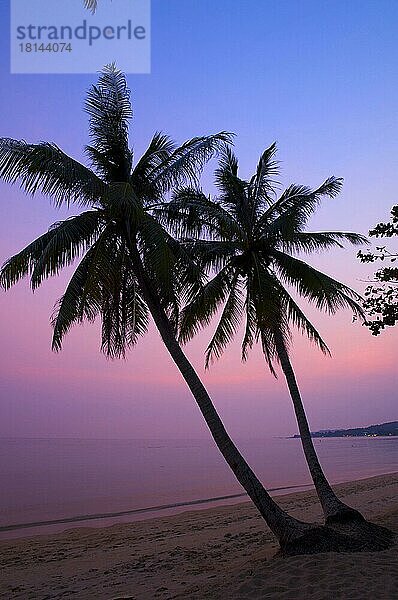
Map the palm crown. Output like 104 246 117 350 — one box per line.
164 144 366 373
0 65 230 357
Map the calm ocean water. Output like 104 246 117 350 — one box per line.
0 436 397 539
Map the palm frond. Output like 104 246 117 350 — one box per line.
31 211 105 289
51 245 102 351
250 256 282 324
164 235 207 306
85 63 133 181
51 227 122 350
105 181 144 223
191 240 241 274
215 146 248 208
258 327 279 377
205 274 244 367
277 284 330 355
249 142 279 206
100 266 149 358
259 177 344 233
0 210 104 290
0 139 106 207
157 187 241 241
216 145 239 177
247 261 291 375
52 231 149 356
179 266 232 344
280 231 368 254
241 277 257 361
271 250 364 317
138 213 176 296
85 145 118 182
150 132 233 194
132 132 176 200
153 188 212 239
1 229 55 290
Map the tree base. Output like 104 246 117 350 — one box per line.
328 519 396 552
278 522 396 557
324 504 396 551
325 506 365 525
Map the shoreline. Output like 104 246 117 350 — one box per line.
2 467 398 540
2 435 397 541
3 466 398 540
0 483 313 535
1 473 397 599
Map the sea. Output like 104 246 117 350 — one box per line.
0 436 397 539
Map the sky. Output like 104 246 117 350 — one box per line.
0 0 397 440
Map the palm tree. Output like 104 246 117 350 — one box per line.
0 65 348 555
164 144 369 525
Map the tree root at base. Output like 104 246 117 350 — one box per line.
278 522 396 557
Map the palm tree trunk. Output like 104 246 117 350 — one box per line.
273 330 364 524
126 248 315 547
132 276 381 554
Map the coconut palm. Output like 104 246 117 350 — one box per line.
0 65 350 555
163 144 368 525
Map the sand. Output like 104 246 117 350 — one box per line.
1 473 397 599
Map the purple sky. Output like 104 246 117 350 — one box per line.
0 0 397 439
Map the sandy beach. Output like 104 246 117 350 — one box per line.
1 473 397 600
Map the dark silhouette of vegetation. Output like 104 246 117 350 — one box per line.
296 420 398 438
0 66 394 554
358 205 398 334
0 64 337 555
161 145 371 525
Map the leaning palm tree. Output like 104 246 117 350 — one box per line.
0 65 354 555
163 144 370 526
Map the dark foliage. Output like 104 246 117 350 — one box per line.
358 205 398 334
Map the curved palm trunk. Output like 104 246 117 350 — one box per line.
127 251 314 547
274 330 364 524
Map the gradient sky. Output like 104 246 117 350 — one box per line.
0 0 397 440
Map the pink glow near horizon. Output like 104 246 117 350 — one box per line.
0 0 397 440
0 259 396 440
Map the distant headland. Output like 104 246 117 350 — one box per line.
291 421 398 438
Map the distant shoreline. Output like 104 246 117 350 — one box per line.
289 434 398 439
290 422 398 439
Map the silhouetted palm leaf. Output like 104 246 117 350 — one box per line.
0 64 227 356
0 140 106 207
